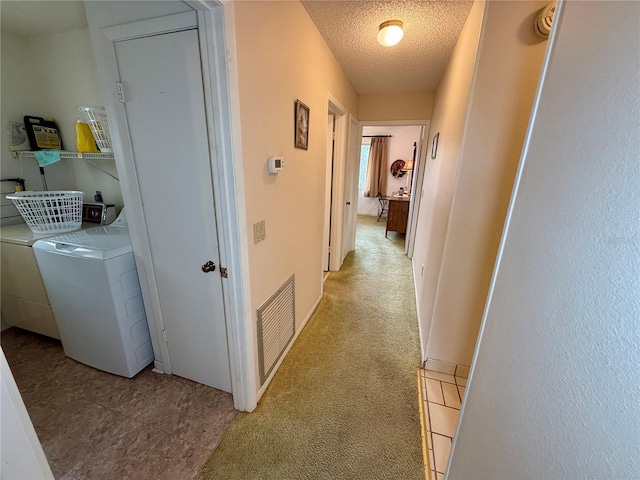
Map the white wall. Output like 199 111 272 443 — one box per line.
28 28 123 209
450 2 640 478
83 0 191 29
411 0 485 361
357 125 422 216
1 350 54 479
0 25 124 210
424 0 548 367
0 30 76 196
3 1 191 214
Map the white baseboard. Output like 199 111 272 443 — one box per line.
413 271 427 364
152 360 165 373
256 292 323 402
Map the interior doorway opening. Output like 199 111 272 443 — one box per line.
322 95 349 276
354 123 429 257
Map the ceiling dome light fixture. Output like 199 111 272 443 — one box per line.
377 20 404 47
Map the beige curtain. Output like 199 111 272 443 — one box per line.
363 137 388 197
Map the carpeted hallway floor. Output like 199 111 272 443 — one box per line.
198 215 423 480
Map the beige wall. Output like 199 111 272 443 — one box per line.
359 92 434 121
450 2 640 477
412 1 485 360
231 1 359 392
425 1 548 366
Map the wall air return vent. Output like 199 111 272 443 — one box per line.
257 274 295 385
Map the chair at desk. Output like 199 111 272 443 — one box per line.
377 193 389 221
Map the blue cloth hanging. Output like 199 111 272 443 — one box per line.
34 150 61 167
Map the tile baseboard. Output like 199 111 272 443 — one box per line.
455 364 470 379
424 358 470 379
417 369 431 480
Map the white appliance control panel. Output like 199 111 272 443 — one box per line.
83 203 117 225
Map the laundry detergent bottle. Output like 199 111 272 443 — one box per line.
76 119 100 153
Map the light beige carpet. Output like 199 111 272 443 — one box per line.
198 215 422 480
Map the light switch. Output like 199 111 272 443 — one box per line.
254 220 266 244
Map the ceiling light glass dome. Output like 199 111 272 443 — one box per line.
377 20 404 47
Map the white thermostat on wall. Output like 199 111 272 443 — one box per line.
267 156 284 174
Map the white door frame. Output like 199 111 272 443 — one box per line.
189 1 255 411
343 114 360 256
355 120 430 258
322 114 335 272
91 2 256 411
324 94 349 272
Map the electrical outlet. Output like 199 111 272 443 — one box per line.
253 220 266 244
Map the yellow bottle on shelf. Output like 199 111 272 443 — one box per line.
76 120 99 153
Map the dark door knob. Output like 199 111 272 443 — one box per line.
346 201 351 205
202 261 216 273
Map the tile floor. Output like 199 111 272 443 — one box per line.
1 327 237 480
419 368 467 480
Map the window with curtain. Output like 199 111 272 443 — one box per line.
358 145 370 190
363 137 388 197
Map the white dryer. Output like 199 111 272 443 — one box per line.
33 210 153 377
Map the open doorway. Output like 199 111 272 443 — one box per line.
322 95 349 276
355 124 428 255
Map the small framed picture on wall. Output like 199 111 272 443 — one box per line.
431 132 439 159
295 100 310 150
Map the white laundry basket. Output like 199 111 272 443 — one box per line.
78 106 112 153
6 190 84 234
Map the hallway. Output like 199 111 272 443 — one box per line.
198 215 423 479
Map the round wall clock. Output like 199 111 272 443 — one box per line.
391 159 406 178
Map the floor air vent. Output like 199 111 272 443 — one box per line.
257 274 295 385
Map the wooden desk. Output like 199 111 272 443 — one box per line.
386 195 410 237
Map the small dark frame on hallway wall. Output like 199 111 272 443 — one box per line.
294 100 310 150
431 132 439 159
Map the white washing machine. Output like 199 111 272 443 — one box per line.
32 209 154 377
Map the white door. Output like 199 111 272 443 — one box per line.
114 28 231 391
406 123 429 258
342 116 359 259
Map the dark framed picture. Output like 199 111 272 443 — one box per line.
431 132 439 159
295 100 310 150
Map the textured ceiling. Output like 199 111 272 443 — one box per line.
0 1 88 37
302 0 473 94
1 0 471 93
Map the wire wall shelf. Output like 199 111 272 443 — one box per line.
15 151 115 161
